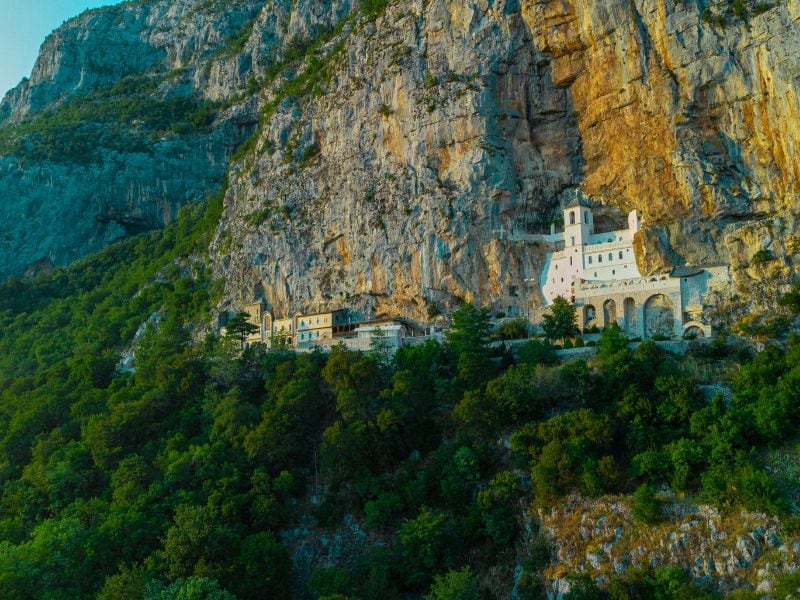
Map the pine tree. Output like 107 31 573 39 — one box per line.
225 312 260 348
541 296 579 341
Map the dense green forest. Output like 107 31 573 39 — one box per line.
0 193 799 599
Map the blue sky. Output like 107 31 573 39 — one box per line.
0 0 120 97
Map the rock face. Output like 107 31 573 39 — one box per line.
213 0 800 319
0 0 269 276
542 495 800 596
1 0 799 316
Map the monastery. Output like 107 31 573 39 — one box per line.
240 304 438 352
536 193 730 339
239 191 730 349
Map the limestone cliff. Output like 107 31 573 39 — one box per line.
1 0 798 315
0 0 268 275
212 0 800 320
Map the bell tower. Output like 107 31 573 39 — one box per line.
563 191 594 249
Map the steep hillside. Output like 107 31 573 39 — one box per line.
0 217 799 598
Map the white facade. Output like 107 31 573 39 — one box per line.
540 197 642 304
535 195 731 339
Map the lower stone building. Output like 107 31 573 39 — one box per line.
242 302 272 345
240 305 439 353
295 309 351 349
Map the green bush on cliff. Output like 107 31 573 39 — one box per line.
0 74 220 163
631 484 662 524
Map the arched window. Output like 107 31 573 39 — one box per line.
598 255 603 263
584 210 589 224
569 257 573 266
619 251 623 259
570 211 576 225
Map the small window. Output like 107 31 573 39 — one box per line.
598 255 602 263
619 251 623 259
609 253 613 261
612 270 616 275
571 236 575 246
560 278 563 283
594 272 598 277
584 210 589 224
569 257 573 266
555 264 558 270
570 211 576 225
588 256 593 264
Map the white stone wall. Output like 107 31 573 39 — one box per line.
540 207 642 304
680 266 731 313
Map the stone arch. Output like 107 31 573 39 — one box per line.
683 325 705 340
603 299 617 328
682 321 709 339
623 297 636 336
584 304 597 329
644 294 675 338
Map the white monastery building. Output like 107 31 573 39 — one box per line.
538 193 730 339
540 195 642 304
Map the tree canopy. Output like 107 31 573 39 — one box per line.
542 295 579 340
0 195 797 598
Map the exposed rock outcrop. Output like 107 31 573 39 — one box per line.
542 495 800 596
